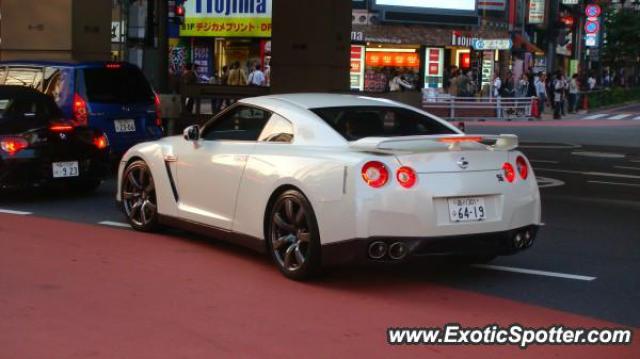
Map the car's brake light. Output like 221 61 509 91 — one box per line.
516 156 529 180
93 133 109 150
106 63 122 69
73 93 88 126
0 137 29 155
362 161 389 188
154 93 162 127
49 123 74 132
396 166 417 188
502 162 516 183
438 136 483 144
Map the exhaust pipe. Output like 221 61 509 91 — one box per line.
523 230 534 248
388 242 408 260
368 241 387 259
513 233 525 250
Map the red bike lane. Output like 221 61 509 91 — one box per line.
1 214 637 358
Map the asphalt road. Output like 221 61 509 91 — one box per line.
1 109 639 357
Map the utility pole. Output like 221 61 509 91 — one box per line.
157 0 169 92
547 0 560 74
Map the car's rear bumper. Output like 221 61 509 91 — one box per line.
321 225 539 267
0 154 109 190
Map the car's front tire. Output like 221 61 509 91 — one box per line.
121 160 159 232
267 189 322 280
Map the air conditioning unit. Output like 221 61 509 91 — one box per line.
352 10 379 25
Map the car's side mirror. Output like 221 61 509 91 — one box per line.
183 125 200 141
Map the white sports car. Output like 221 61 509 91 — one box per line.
117 94 541 279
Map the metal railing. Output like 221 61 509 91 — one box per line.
422 95 538 121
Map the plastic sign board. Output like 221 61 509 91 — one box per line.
180 0 272 37
350 45 365 91
374 0 476 11
528 0 545 25
472 39 512 50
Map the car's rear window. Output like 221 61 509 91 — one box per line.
311 106 456 141
0 94 63 134
82 67 154 104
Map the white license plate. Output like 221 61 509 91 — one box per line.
114 119 136 133
448 197 487 222
52 161 79 178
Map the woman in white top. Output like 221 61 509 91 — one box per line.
389 72 414 92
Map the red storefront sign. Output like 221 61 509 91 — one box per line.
366 52 420 67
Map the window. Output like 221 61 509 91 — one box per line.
0 95 60 134
202 106 272 141
311 106 456 141
258 114 294 143
82 67 155 104
4 67 43 89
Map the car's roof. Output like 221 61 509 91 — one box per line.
246 93 398 110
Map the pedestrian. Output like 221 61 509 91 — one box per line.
449 69 460 96
456 70 472 97
227 61 247 86
569 74 579 113
561 73 569 116
248 64 266 86
389 71 414 92
516 74 529 98
492 73 502 98
534 73 547 115
553 73 564 119
181 63 198 114
501 71 514 98
587 74 596 91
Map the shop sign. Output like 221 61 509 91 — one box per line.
111 21 124 43
562 0 579 4
528 0 545 25
472 39 512 50
351 31 365 42
451 31 479 47
180 0 272 37
365 52 419 67
350 45 365 91
424 47 444 89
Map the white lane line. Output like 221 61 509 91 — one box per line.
529 159 560 164
98 221 131 228
535 168 640 180
608 114 631 120
583 114 608 120
571 151 626 159
587 181 640 188
0 208 32 215
614 165 640 171
472 264 596 281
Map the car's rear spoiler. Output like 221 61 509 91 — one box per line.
349 134 519 153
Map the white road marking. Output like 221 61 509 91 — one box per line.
529 159 560 164
633 116 640 121
536 176 566 188
608 114 631 120
98 221 131 228
535 168 640 179
614 166 640 171
583 114 608 120
0 209 32 215
587 181 640 188
571 151 626 159
472 264 597 281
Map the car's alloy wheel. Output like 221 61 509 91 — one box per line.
122 160 158 231
268 190 321 280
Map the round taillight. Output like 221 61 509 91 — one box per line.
362 161 389 188
516 156 529 180
502 162 516 183
396 166 417 188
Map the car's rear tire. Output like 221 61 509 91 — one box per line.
121 160 159 232
267 189 322 280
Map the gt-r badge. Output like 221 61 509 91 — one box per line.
457 157 469 170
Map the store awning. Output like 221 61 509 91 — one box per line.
513 34 545 55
